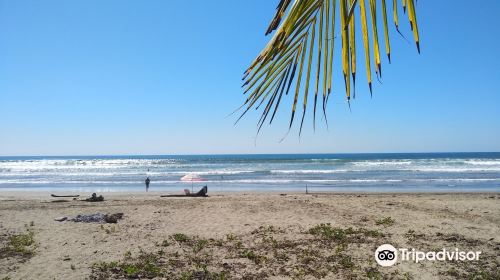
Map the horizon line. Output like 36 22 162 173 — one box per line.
1 151 500 158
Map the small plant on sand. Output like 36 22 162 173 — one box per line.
308 224 353 242
234 240 243 249
180 271 193 280
339 255 355 270
123 264 139 276
375 217 395 227
124 250 132 258
402 272 414 280
293 267 306 279
251 225 282 235
405 229 425 242
240 249 257 259
179 269 227 280
213 239 224 247
92 251 162 279
173 233 189 242
193 239 208 253
0 230 36 259
464 268 500 280
240 249 266 264
361 229 384 238
335 243 348 253
262 235 279 248
366 267 382 279
10 231 35 253
298 247 320 265
226 233 237 241
161 240 170 247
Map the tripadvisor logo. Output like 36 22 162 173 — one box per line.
375 244 481 266
375 244 398 266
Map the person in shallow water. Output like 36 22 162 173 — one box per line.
145 177 150 192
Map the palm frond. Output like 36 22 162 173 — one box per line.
240 0 420 131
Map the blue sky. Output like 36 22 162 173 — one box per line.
0 0 499 156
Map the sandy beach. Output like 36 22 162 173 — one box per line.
0 192 499 279
2 0 500 279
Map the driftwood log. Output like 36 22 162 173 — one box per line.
51 194 80 198
161 186 208 198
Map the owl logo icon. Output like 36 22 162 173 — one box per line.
375 244 398 266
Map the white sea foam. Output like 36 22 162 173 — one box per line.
464 160 500 166
1 156 500 191
352 160 413 166
270 169 353 174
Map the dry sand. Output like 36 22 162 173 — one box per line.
0 191 499 279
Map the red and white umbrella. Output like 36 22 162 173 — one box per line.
180 173 205 182
181 173 206 193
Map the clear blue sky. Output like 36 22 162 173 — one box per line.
1 0 499 156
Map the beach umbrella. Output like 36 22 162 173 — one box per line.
181 173 205 182
181 173 206 193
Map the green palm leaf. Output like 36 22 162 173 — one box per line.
240 0 420 131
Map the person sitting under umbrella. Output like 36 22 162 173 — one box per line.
184 185 208 197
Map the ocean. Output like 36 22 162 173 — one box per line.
0 153 499 193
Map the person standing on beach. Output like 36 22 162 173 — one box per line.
145 177 150 192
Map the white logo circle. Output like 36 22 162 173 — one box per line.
375 244 398 266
